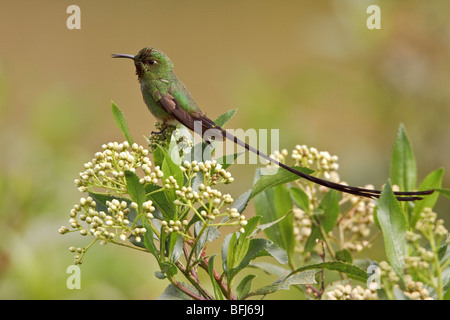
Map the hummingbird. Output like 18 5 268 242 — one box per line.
112 47 433 201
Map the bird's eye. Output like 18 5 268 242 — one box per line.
148 60 156 65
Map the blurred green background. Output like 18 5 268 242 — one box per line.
0 0 448 299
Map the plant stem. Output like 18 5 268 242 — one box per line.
171 279 207 300
428 230 443 300
174 260 214 300
199 253 236 300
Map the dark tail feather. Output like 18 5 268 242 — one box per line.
189 114 434 201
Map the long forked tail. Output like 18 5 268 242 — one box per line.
188 114 434 201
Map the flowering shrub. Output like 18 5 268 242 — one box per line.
60 103 450 300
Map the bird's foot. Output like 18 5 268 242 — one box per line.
151 125 168 136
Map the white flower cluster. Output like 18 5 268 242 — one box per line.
292 145 339 180
402 275 433 300
174 184 233 207
416 208 448 237
378 261 400 283
161 219 189 234
60 196 156 263
181 160 234 184
74 141 163 193
165 160 246 233
293 208 312 252
325 284 378 300
268 149 289 164
340 194 376 252
171 184 247 233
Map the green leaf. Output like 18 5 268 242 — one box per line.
438 243 449 262
141 217 159 258
221 233 232 274
157 283 194 300
167 133 182 166
236 274 256 300
393 286 411 300
317 190 339 232
249 211 290 238
376 180 407 279
411 168 444 228
445 285 450 300
88 192 137 223
245 270 316 298
249 261 290 277
238 239 288 269
111 101 134 145
289 186 310 213
194 221 220 257
158 146 184 204
232 189 252 213
262 239 289 265
226 233 239 275
160 261 178 278
214 108 237 127
335 249 353 263
228 238 288 281
169 234 183 263
152 146 164 168
207 255 224 300
437 188 450 200
304 190 339 254
240 215 261 238
145 184 175 220
288 261 368 283
234 235 251 271
390 123 416 191
161 151 184 188
124 170 146 214
254 183 294 260
251 167 314 199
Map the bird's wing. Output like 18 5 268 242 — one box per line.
157 92 221 137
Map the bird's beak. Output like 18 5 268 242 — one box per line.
111 53 135 60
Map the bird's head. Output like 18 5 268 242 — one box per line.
112 47 174 80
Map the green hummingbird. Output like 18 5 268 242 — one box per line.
112 47 433 201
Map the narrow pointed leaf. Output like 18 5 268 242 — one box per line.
390 123 416 191
111 101 134 145
249 211 290 238
145 184 175 220
214 109 237 127
88 192 137 223
221 233 232 273
437 188 450 199
232 189 252 213
289 186 310 213
304 190 339 254
411 168 444 228
157 283 194 300
236 274 256 300
288 261 367 283
228 239 288 281
141 217 159 258
207 255 224 300
249 262 290 277
376 180 407 279
251 167 314 199
254 184 294 260
125 170 146 214
245 270 316 298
